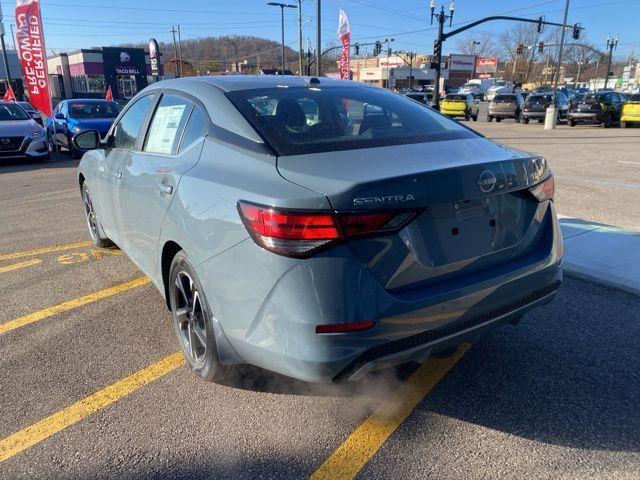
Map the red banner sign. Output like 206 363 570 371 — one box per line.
476 57 498 75
15 0 52 116
337 9 351 80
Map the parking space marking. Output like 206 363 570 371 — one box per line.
310 344 470 480
0 352 185 464
0 241 93 262
0 276 150 336
618 161 640 165
0 259 42 274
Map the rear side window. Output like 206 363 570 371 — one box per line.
179 106 209 154
493 95 515 103
113 95 155 150
226 86 474 156
144 94 192 155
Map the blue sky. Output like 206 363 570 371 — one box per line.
2 0 639 58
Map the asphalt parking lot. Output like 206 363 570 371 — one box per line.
1 119 639 479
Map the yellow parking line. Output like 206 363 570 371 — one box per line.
0 241 93 262
0 352 185 464
0 276 150 336
0 258 42 274
310 344 470 480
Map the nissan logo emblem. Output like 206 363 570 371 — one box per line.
477 170 497 193
0 138 10 145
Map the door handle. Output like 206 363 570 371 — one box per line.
113 172 122 180
158 183 173 195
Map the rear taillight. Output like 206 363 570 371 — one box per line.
238 201 418 257
315 320 376 334
528 174 555 202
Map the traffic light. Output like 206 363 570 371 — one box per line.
434 38 442 56
537 16 544 34
374 41 382 56
354 43 360 56
516 44 524 56
572 24 581 40
538 41 544 53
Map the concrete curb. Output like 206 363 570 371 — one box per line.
560 217 640 296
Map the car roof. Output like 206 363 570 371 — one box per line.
65 98 115 103
151 75 371 93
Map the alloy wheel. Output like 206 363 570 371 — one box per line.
82 185 98 242
172 271 208 366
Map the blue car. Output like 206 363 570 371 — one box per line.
75 76 563 383
47 99 120 158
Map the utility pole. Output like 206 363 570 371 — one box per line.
316 0 321 76
0 4 12 92
268 2 297 75
177 25 183 77
604 35 618 89
297 0 303 75
170 26 180 78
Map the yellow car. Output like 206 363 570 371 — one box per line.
621 94 640 127
440 93 479 121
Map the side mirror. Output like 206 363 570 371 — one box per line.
73 130 101 152
54 113 66 121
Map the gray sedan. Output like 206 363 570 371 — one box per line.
0 101 50 161
76 76 563 383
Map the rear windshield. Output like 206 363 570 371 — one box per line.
444 94 467 101
526 94 552 103
579 94 605 103
493 95 516 103
0 103 30 121
18 102 35 112
628 94 640 102
69 102 120 118
226 86 475 156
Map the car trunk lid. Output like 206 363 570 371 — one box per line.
277 138 551 292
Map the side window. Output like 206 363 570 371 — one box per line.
179 106 209 154
112 94 155 150
143 94 192 155
61 102 68 116
603 94 613 104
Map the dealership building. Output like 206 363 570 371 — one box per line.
348 53 479 90
47 46 163 102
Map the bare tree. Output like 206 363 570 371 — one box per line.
454 31 499 58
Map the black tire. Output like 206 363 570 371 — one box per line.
169 251 233 383
496 117 502 123
569 120 576 127
81 182 113 248
472 113 478 122
602 112 613 128
538 119 544 124
523 117 530 124
487 116 493 122
464 110 470 121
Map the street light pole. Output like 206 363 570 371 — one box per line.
430 1 455 110
316 0 321 76
268 3 297 75
545 0 570 130
604 35 618 89
0 4 12 92
297 0 303 75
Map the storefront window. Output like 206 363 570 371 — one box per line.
71 75 106 93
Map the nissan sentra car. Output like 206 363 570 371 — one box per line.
75 76 563 383
47 99 120 158
0 101 50 161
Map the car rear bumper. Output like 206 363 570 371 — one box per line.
568 112 601 123
621 115 640 123
197 203 564 383
523 111 547 119
441 110 467 117
489 110 517 117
